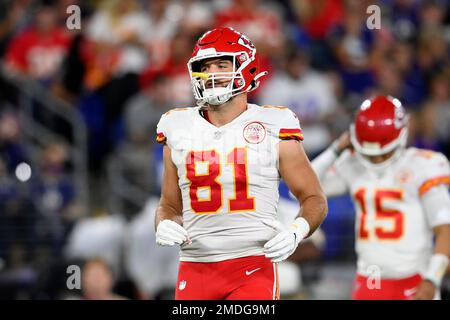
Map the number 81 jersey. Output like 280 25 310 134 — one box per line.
156 103 303 262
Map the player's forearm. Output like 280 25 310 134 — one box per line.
298 193 328 238
433 224 450 257
423 224 450 287
154 202 183 231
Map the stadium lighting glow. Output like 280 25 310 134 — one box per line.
15 162 32 182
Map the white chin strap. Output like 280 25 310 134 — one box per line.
355 147 404 174
203 87 233 105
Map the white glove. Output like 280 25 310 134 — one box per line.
262 217 310 263
156 220 189 246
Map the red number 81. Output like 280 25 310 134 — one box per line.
186 147 255 214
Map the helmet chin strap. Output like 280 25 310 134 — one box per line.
204 87 232 105
355 147 404 175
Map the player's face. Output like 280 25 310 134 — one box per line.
364 150 396 164
200 58 233 88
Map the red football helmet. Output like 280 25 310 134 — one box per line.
350 96 409 157
187 27 268 105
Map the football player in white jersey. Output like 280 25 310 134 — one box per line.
154 27 327 300
312 96 450 300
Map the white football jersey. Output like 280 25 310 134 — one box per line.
332 148 450 278
156 103 303 262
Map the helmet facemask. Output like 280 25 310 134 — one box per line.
188 52 254 106
350 123 409 174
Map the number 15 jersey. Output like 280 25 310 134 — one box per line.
331 148 450 279
156 103 303 262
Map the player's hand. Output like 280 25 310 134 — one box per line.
413 280 436 300
156 220 190 246
262 218 310 263
331 131 353 155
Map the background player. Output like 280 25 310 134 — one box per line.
154 27 327 300
312 96 450 300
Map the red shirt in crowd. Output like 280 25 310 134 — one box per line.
5 27 71 80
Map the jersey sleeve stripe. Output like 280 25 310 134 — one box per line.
419 176 450 196
156 132 166 144
279 133 304 141
279 128 302 134
279 128 303 140
279 127 304 141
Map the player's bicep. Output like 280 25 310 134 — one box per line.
158 145 183 218
278 140 325 202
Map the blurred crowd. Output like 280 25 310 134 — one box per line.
0 0 449 299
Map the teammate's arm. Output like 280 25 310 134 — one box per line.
155 145 189 246
415 185 450 299
433 224 450 263
311 132 350 197
414 223 450 300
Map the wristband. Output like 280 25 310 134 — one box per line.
423 253 449 288
330 140 343 157
291 217 310 245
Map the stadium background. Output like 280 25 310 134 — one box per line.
0 0 449 299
